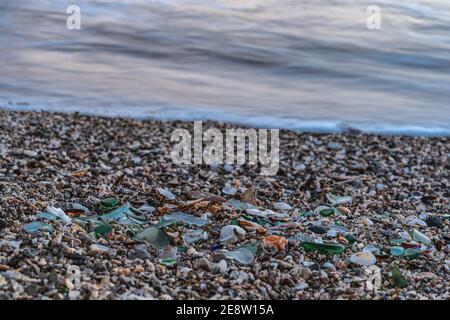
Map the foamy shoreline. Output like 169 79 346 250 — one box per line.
2 106 450 137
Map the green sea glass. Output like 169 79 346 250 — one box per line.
101 197 119 208
390 246 405 256
93 222 112 237
23 221 54 233
391 265 407 288
134 226 170 249
404 248 420 260
345 234 357 245
319 208 335 217
301 242 345 254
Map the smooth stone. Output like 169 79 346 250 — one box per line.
194 258 212 272
308 225 327 235
323 262 336 271
273 202 292 210
300 267 312 280
425 216 443 229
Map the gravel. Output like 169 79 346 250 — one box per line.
0 110 448 300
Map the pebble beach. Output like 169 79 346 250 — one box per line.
0 110 448 300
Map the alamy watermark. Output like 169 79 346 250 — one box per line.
66 5 81 30
170 121 279 176
62 3 382 176
366 5 381 30
65 4 381 31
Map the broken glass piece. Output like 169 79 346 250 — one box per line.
157 187 176 200
222 183 238 196
134 226 170 249
137 204 156 214
99 203 145 225
327 142 342 150
390 246 405 256
36 212 59 221
391 265 407 288
301 242 346 255
273 202 292 211
158 245 177 260
220 225 246 244
326 194 352 205
71 203 90 212
100 203 131 221
404 248 420 260
313 206 335 217
224 247 254 265
47 206 72 223
159 258 177 266
163 212 208 226
412 229 431 245
93 222 112 236
226 199 257 211
183 229 208 244
101 197 119 208
240 242 258 255
23 221 54 233
362 244 379 254
345 234 357 245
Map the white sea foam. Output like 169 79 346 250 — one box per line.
2 103 449 137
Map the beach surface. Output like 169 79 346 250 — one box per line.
0 110 448 300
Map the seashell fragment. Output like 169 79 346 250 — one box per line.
337 206 351 215
157 187 176 200
273 202 292 211
219 225 246 244
214 259 229 273
263 235 288 251
222 183 238 196
350 252 376 266
326 194 352 205
238 219 266 233
47 206 72 223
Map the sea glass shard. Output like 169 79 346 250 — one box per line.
224 247 254 265
301 242 345 254
134 226 170 249
326 194 353 205
391 265 407 288
163 212 207 226
390 246 405 256
412 229 431 245
23 221 54 233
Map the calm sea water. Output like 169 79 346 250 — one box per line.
1 0 450 135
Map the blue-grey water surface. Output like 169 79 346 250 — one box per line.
1 0 450 135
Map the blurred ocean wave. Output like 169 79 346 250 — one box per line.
1 0 449 135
